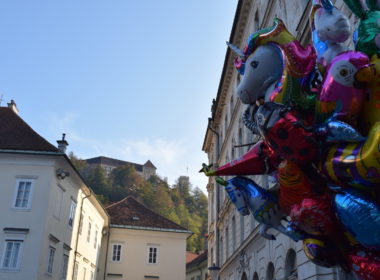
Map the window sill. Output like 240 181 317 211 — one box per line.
0 268 21 272
11 208 31 212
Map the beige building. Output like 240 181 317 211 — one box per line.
186 251 208 280
98 196 192 280
86 156 157 179
202 1 357 280
0 104 109 280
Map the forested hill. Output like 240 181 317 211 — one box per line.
69 153 208 253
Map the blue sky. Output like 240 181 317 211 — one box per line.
0 1 237 193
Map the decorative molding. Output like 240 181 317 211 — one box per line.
63 243 72 251
49 234 60 244
3 228 29 234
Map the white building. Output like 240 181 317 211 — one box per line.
0 104 109 280
202 1 357 280
97 196 192 280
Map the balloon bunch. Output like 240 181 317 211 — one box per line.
201 1 380 279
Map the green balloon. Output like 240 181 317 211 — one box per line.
344 0 380 57
357 10 380 57
343 0 366 18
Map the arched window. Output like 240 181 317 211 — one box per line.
232 216 236 251
240 214 245 243
241 272 248 280
253 272 259 280
266 262 274 280
230 95 234 117
285 249 297 280
254 10 259 30
238 127 243 156
231 138 236 160
225 114 228 137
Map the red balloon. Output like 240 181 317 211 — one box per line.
290 194 337 236
349 248 380 280
214 141 280 176
278 160 315 215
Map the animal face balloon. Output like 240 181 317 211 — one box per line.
315 51 373 124
227 19 316 108
313 1 350 43
235 44 283 104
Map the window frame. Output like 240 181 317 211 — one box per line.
12 179 34 210
1 239 24 271
111 243 122 262
147 245 159 264
87 221 92 243
61 253 69 280
94 227 98 249
73 261 79 280
46 246 56 274
68 200 77 228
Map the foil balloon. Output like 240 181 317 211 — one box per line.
225 176 302 241
290 194 337 236
321 122 380 190
315 51 373 125
277 160 314 215
360 54 380 135
311 0 351 67
317 119 365 143
255 102 317 163
227 18 316 111
303 237 347 268
343 0 380 57
349 248 380 280
334 190 380 251
203 140 280 176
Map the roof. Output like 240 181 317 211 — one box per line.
0 107 58 152
106 196 187 231
86 156 144 172
186 250 207 269
186 252 199 264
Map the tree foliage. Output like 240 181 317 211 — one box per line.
70 154 208 252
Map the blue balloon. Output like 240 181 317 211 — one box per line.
334 191 380 251
317 120 365 143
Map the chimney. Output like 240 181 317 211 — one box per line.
57 133 69 153
7 100 19 115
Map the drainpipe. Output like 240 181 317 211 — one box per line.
208 123 220 268
71 190 92 279
102 223 111 280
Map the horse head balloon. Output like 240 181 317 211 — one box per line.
227 19 317 111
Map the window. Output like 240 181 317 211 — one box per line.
87 222 92 243
148 246 158 264
68 200 76 227
232 216 236 251
13 179 33 209
53 186 63 219
79 212 84 235
94 227 98 249
112 244 122 262
225 226 229 258
61 254 69 279
83 267 86 280
1 240 23 270
90 270 95 280
47 246 55 274
73 261 79 280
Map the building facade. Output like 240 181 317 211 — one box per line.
86 156 157 179
98 196 192 280
202 1 357 280
186 250 208 280
0 106 109 280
